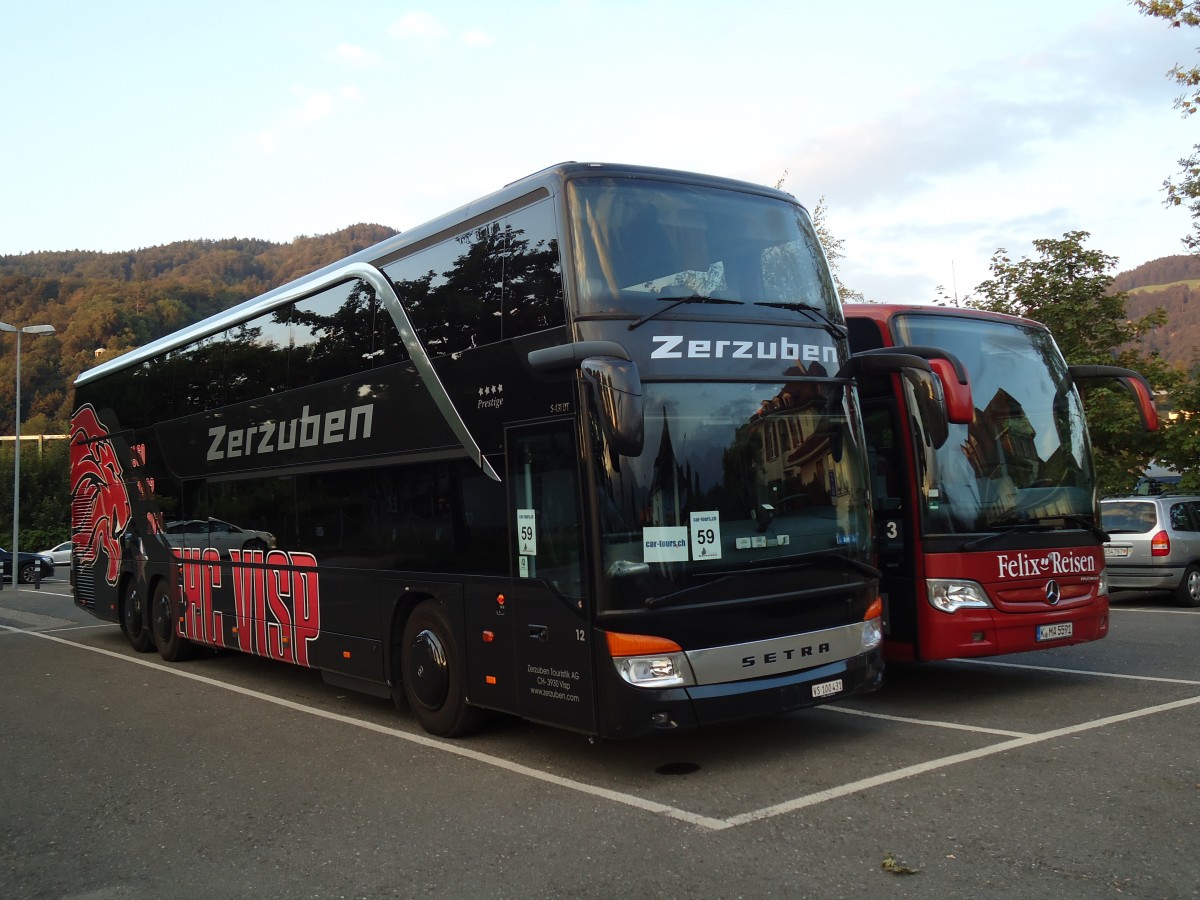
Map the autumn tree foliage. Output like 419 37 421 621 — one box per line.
1135 0 1200 250
0 224 397 429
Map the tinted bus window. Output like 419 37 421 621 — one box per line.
387 201 564 357
174 334 225 416
291 279 380 389
500 201 564 339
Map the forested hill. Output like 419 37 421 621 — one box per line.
0 224 398 430
1112 254 1200 372
0 223 398 289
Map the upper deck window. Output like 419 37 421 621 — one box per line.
567 178 839 323
384 199 564 358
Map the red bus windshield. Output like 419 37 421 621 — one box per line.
892 313 1097 535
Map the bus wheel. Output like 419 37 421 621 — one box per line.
119 582 155 653
1176 564 1200 608
401 600 484 737
151 581 196 662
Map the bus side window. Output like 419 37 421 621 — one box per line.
389 227 502 357
500 200 564 340
291 280 378 389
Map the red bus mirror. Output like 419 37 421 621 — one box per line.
928 357 974 424
1068 365 1159 432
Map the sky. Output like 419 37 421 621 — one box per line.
2 0 1196 303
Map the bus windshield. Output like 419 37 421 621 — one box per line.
592 380 872 613
893 313 1095 535
568 177 840 323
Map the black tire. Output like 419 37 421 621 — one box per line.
119 581 155 653
151 580 197 662
18 562 37 584
242 538 268 552
1175 564 1200 608
400 600 484 737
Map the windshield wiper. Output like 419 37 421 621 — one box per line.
1062 514 1110 543
627 295 743 331
753 301 849 338
957 515 1107 552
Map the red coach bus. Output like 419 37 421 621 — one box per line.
845 303 1157 662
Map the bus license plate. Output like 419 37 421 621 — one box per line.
812 679 843 699
1036 622 1073 641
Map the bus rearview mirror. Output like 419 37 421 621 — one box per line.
928 357 974 424
580 357 645 457
1068 364 1159 432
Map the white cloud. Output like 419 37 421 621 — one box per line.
252 87 363 155
387 11 494 48
461 28 494 47
388 11 450 42
329 43 381 68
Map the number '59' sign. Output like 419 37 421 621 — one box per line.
689 511 722 561
517 509 537 555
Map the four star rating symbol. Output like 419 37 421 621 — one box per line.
478 384 504 397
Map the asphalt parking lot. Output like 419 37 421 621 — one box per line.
1 582 1196 899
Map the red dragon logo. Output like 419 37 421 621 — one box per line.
70 404 131 587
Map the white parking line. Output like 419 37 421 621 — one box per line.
958 658 1200 686
1110 606 1199 615
819 705 1031 737
3 625 731 832
0 586 74 599
725 694 1200 827
7 624 1198 834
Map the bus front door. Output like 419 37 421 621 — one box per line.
863 403 920 655
505 422 597 734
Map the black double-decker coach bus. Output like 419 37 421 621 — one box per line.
71 162 943 738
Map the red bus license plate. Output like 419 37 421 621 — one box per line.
1036 622 1073 641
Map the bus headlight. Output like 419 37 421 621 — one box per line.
862 597 883 650
606 631 696 688
613 653 695 688
926 579 992 613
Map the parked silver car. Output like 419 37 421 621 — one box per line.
40 540 73 568
163 518 276 554
1100 495 1200 607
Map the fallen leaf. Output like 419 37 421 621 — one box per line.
882 853 920 875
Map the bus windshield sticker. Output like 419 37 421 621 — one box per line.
643 526 689 563
689 511 722 561
517 509 537 555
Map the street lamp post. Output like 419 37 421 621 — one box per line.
0 322 56 586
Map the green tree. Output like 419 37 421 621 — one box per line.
810 197 865 303
775 172 864 302
966 231 1172 494
1134 0 1200 250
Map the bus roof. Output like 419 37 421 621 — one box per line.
843 302 1047 331
76 162 801 387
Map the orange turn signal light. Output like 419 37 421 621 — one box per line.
604 631 683 658
864 597 883 621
